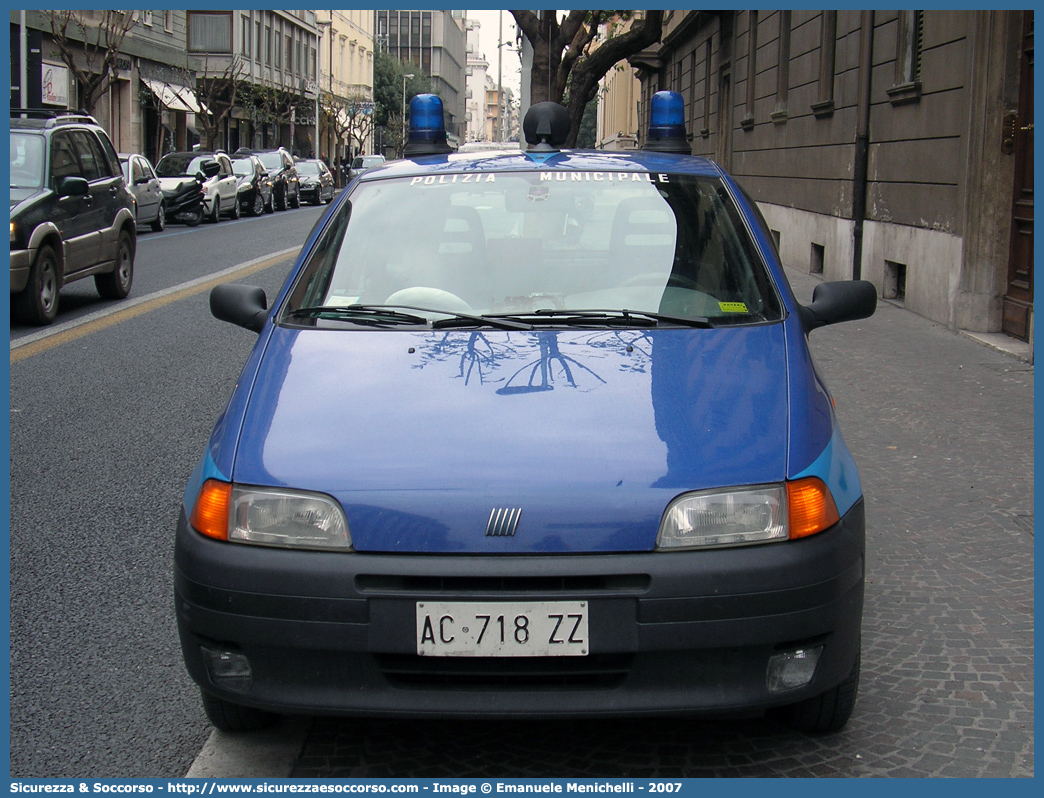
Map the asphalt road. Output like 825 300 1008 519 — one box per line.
9 201 330 777
9 206 1034 778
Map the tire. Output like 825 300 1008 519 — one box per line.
208 196 221 223
200 689 277 733
95 229 135 300
228 194 240 220
13 243 60 325
288 186 300 209
265 192 274 214
252 191 265 216
276 185 286 211
151 201 166 232
182 206 203 227
782 650 860 734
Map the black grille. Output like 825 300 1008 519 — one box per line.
356 574 649 595
377 653 633 689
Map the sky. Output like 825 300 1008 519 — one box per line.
465 9 522 96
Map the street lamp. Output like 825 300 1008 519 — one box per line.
401 73 414 155
315 17 333 161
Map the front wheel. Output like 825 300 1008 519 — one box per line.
288 187 300 209
200 690 277 732
781 650 860 733
181 206 203 227
208 196 221 223
228 194 241 220
13 243 60 325
252 191 265 216
95 229 134 300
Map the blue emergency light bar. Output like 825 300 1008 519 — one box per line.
404 94 453 157
643 91 691 154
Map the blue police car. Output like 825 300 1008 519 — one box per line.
176 93 876 733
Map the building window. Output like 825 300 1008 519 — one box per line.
888 10 923 104
285 34 292 72
771 10 791 124
188 11 232 54
812 11 837 118
164 11 173 33
741 11 757 131
242 16 251 59
141 11 153 27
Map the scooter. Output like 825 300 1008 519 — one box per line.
163 175 205 227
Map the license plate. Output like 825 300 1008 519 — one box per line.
416 601 588 657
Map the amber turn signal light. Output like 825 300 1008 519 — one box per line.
787 477 841 539
190 479 232 540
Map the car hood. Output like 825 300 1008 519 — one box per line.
231 326 791 553
157 176 199 192
10 187 45 208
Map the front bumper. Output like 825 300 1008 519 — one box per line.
175 500 864 719
10 248 33 293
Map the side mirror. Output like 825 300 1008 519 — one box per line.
57 176 89 197
201 160 221 178
798 280 877 333
210 283 269 333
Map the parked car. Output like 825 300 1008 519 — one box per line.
346 153 385 182
177 94 877 734
236 147 299 210
295 158 335 205
232 154 273 216
119 153 165 232
10 109 137 324
155 151 239 223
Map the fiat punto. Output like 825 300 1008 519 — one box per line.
176 94 876 733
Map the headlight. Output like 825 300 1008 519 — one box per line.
656 478 839 550
190 480 352 550
10 221 16 244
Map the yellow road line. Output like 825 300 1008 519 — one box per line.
11 250 298 365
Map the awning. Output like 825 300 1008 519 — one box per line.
142 78 208 115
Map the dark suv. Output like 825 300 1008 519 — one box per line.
10 109 137 324
235 147 299 211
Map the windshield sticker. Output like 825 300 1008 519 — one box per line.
527 186 550 202
409 174 496 186
719 301 749 313
539 171 670 183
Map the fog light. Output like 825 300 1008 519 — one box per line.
766 646 823 692
201 646 252 693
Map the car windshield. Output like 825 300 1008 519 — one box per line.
297 161 321 176
156 154 210 177
284 170 782 327
352 156 383 169
232 158 255 176
257 152 283 170
10 132 45 189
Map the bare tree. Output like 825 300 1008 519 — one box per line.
47 10 137 115
194 54 249 151
510 10 663 147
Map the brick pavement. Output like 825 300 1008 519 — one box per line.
290 268 1034 778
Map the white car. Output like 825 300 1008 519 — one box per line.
154 151 240 223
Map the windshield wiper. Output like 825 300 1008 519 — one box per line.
520 308 715 328
287 305 429 326
291 304 534 331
